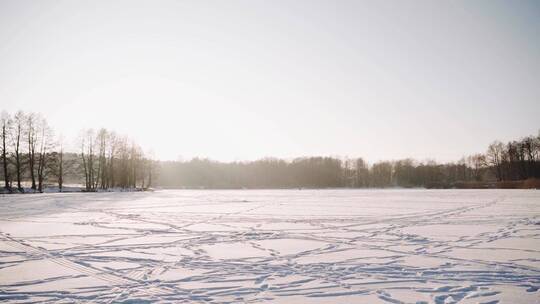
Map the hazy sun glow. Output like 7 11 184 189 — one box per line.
1 0 539 162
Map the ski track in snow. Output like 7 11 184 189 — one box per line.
0 189 539 303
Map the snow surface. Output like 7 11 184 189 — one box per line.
0 189 539 303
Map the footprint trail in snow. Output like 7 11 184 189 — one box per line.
0 189 539 303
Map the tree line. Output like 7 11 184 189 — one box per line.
0 111 154 193
156 132 540 189
1 110 538 191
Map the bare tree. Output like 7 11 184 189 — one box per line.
1 111 11 190
522 136 538 177
370 161 393 187
467 153 485 181
12 111 25 191
80 129 97 191
129 143 140 188
107 132 118 188
57 143 64 191
485 141 506 181
145 150 156 189
26 113 40 191
36 117 54 192
95 129 108 189
355 158 369 188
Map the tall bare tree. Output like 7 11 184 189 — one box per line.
36 117 54 193
12 111 25 191
57 142 64 191
145 150 156 189
1 111 11 190
96 129 108 189
26 113 40 191
80 129 97 191
109 132 118 188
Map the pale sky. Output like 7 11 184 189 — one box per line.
0 0 539 162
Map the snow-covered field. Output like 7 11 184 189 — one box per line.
0 189 539 303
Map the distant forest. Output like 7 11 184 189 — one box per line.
1 110 539 192
157 135 540 189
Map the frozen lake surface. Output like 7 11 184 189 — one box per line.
0 189 539 303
